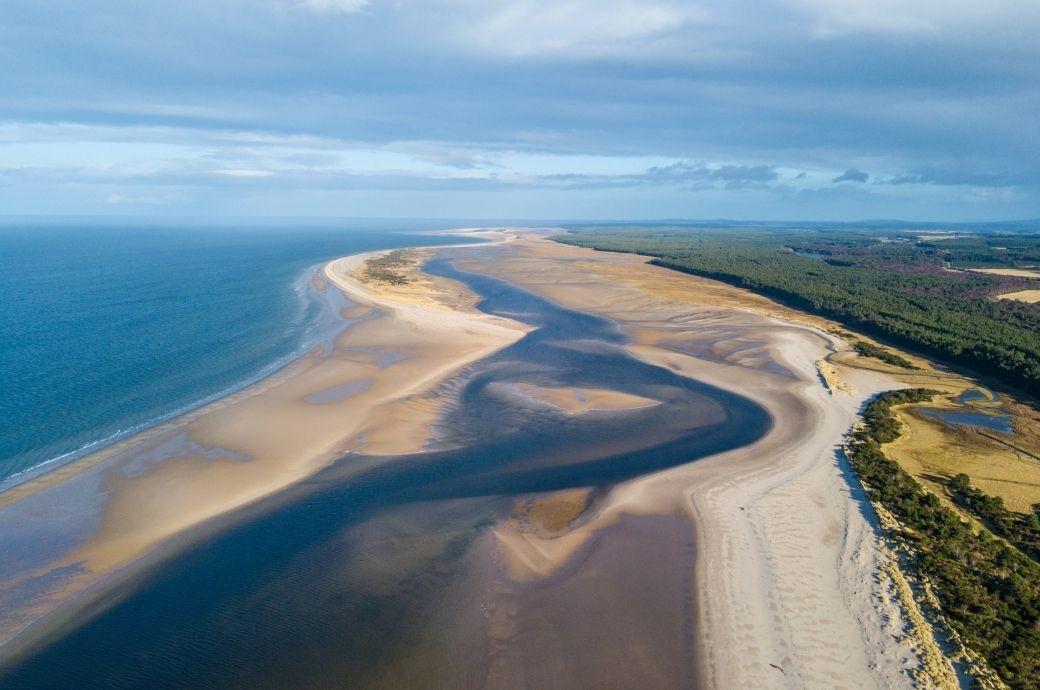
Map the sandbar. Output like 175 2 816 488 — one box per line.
0 231 528 657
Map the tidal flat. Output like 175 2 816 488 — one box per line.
1 232 948 688
1 239 769 687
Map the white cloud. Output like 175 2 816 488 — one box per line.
465 0 705 57
789 0 1040 38
213 169 275 177
294 0 368 15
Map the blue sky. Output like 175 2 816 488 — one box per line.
2 0 1038 221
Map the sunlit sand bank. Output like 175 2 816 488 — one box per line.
456 236 930 687
0 231 527 656
505 383 659 414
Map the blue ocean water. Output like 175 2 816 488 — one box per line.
0 220 468 484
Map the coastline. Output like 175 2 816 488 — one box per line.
0 230 506 492
3 229 1004 687
0 230 528 657
0 265 344 494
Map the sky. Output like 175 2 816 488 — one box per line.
1 0 1038 221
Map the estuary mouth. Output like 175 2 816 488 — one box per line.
1 255 770 688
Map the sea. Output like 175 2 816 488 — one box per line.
0 219 470 486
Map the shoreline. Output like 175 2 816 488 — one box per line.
0 263 344 494
0 229 510 493
0 229 528 658
4 229 1008 687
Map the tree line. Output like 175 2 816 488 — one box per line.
558 230 1040 398
850 389 1040 688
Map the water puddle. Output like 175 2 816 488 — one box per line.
921 408 1013 435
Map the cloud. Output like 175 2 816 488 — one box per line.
790 0 1040 38
213 169 275 178
885 166 1039 189
832 168 869 183
507 160 783 192
0 0 1036 219
712 164 779 182
466 1 705 57
644 161 771 180
294 0 368 14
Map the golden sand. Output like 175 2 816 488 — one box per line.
515 489 591 534
510 383 658 414
0 235 528 647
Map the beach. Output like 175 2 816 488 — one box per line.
454 236 929 687
0 230 528 659
1 229 963 687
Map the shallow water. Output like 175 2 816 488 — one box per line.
955 389 991 404
921 408 1013 434
0 257 771 687
0 222 466 484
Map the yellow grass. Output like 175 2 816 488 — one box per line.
885 408 1040 514
997 289 1040 303
967 268 1040 279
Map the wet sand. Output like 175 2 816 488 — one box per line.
458 237 926 688
507 383 660 414
1 233 768 687
0 231 528 657
2 231 943 688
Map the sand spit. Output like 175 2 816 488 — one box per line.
0 234 527 655
462 237 929 688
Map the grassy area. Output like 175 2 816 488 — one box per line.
886 408 1040 515
848 389 1040 688
947 473 1040 562
853 341 918 369
364 250 414 285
